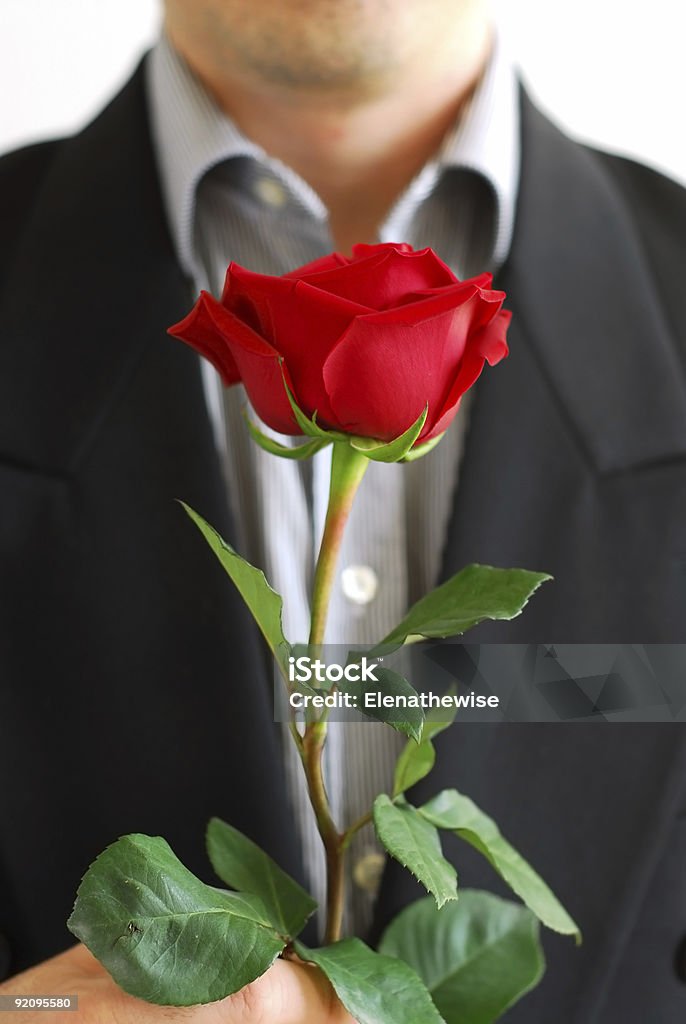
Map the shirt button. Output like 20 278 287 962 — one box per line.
675 935 686 983
341 565 379 605
253 176 288 207
353 852 386 894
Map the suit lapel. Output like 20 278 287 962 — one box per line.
497 91 686 474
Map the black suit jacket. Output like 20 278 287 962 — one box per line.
1 64 686 1023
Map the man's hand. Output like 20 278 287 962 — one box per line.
0 944 356 1023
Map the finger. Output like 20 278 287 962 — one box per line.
217 958 356 1024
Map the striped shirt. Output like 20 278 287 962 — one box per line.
146 30 519 936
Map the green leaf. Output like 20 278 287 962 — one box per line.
338 666 425 742
419 790 581 941
294 938 445 1024
422 694 459 741
244 413 329 460
378 891 545 1024
349 406 428 463
392 696 457 797
393 736 436 797
381 565 553 648
180 502 290 672
67 834 285 1006
373 795 458 909
206 817 316 938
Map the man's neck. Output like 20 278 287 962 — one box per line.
166 12 493 254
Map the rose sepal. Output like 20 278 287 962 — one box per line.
349 405 429 463
282 372 440 464
282 372 351 442
243 410 331 460
401 432 445 462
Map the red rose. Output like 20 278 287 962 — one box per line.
169 242 510 444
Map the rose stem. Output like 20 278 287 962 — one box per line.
300 440 368 945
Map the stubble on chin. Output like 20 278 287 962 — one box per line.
172 0 435 96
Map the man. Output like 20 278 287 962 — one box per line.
1 1 685 1022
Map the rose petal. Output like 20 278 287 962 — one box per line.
350 242 413 257
323 290 489 441
478 307 512 365
282 251 350 279
171 290 298 434
398 272 494 306
168 291 241 386
223 266 373 423
357 278 504 328
291 245 459 312
423 309 511 441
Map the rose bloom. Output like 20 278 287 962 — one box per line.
169 243 510 445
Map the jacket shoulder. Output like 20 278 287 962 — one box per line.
596 150 686 238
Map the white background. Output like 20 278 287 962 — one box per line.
1 0 685 185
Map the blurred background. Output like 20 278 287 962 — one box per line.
1 0 685 185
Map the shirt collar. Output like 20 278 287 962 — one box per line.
146 28 520 277
146 35 255 277
439 30 520 267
